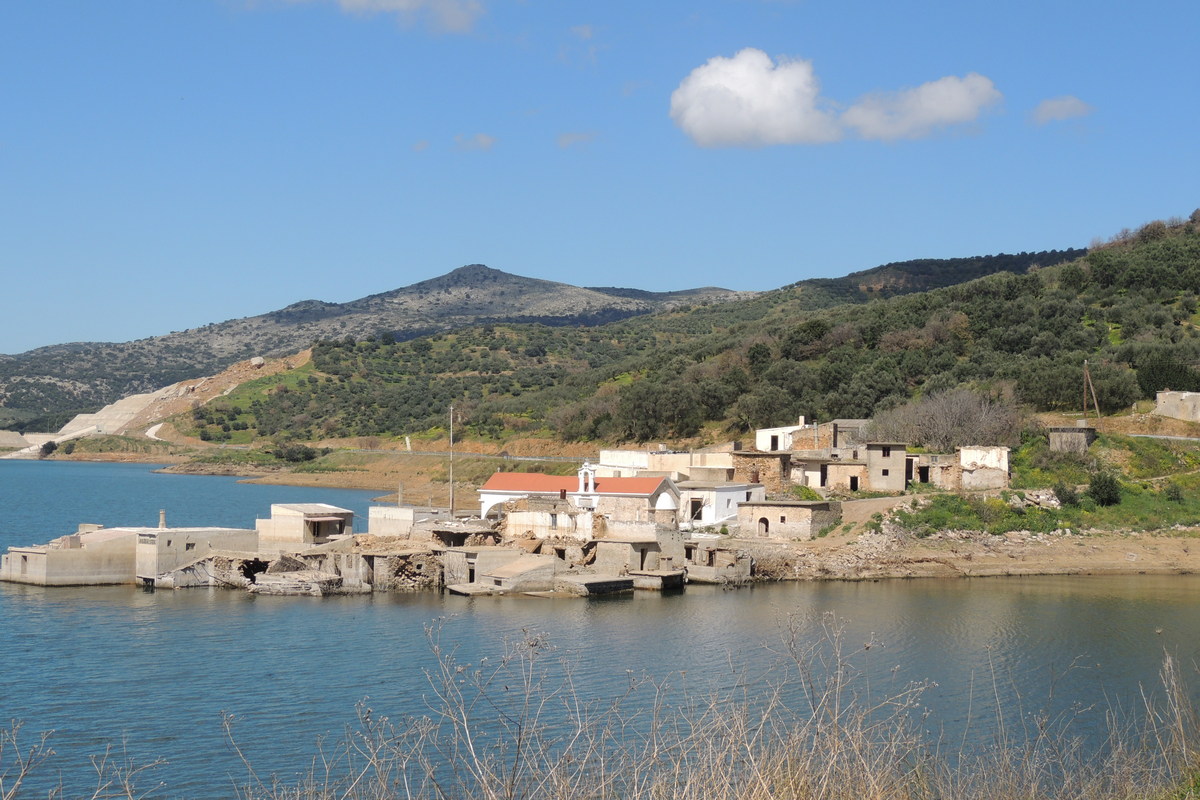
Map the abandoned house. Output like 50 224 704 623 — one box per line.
676 481 766 529
255 503 354 555
1154 391 1200 423
736 500 843 540
683 541 752 584
2 521 258 587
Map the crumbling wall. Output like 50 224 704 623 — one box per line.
731 453 790 493
376 552 442 591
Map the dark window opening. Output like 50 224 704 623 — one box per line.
239 559 269 583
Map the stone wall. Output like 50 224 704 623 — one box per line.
731 453 791 493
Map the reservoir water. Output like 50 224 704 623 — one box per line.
2 460 1200 797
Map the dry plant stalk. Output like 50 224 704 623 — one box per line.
9 615 1200 799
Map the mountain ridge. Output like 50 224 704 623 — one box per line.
0 247 1087 424
0 264 752 421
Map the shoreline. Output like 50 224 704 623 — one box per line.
26 453 1200 586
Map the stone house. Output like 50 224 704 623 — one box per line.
366 505 416 537
291 536 441 592
791 442 907 493
736 500 842 540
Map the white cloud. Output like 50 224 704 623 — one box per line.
670 49 1003 147
841 73 1001 141
557 131 597 149
570 24 593 40
282 0 484 33
1031 95 1093 125
669 48 841 147
455 133 495 151
412 139 430 152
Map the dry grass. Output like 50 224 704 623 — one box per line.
6 616 1200 799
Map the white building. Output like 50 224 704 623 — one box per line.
256 503 355 556
754 417 813 452
478 463 679 523
676 481 765 529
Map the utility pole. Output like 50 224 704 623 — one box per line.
1083 360 1101 428
448 403 455 517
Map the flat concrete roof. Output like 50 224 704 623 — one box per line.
676 481 760 490
273 503 354 515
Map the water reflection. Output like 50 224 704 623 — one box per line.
4 462 1200 796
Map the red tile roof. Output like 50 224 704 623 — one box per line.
480 472 668 496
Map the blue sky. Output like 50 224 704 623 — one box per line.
2 0 1197 354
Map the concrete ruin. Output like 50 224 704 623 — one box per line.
1154 391 1200 423
683 540 752 584
1049 425 1098 453
256 503 354 556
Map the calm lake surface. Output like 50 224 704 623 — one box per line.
2 460 1200 798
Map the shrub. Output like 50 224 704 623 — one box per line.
1165 482 1185 503
271 443 321 463
791 485 823 501
1087 472 1123 507
1054 482 1080 507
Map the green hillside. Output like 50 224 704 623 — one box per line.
172 227 1200 447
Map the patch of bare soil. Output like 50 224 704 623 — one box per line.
311 435 602 459
123 351 313 438
1038 411 1200 439
754 526 1200 582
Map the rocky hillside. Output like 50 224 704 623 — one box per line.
0 247 1086 426
0 265 750 421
